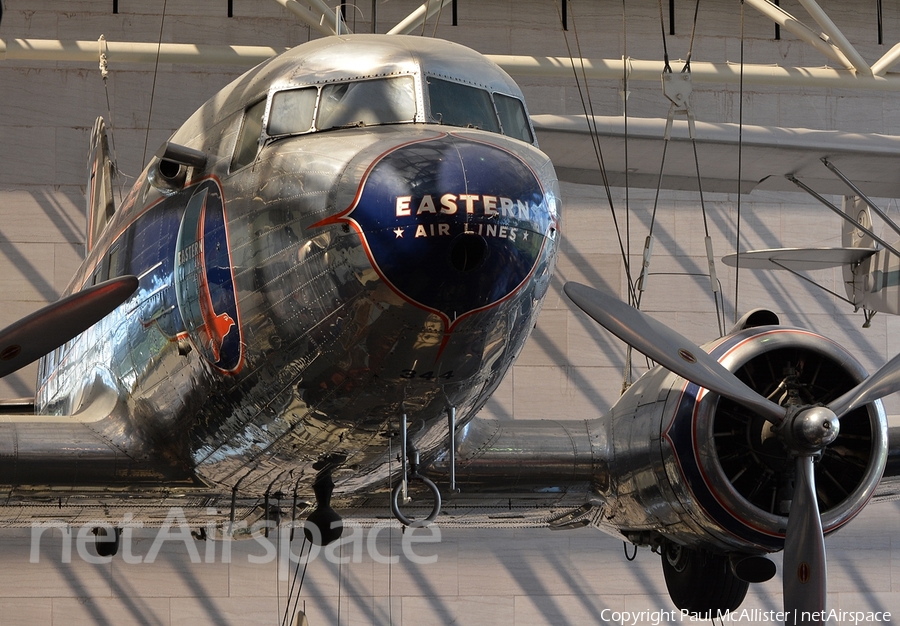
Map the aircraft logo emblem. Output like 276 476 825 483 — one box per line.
174 179 243 373
312 134 554 330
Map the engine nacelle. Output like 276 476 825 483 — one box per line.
605 325 888 555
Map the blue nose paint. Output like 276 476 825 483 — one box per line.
174 179 244 373
313 134 554 328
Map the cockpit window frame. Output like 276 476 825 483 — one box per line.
229 71 537 169
423 74 537 146
230 97 267 173
263 72 424 141
425 75 501 134
267 86 319 137
492 91 535 145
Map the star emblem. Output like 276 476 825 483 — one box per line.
393 227 404 238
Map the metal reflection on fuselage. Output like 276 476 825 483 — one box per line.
29 35 560 513
174 179 243 373
312 132 556 332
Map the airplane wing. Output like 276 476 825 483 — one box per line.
721 247 877 270
531 114 900 197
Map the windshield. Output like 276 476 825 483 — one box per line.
494 93 533 143
427 77 500 133
264 74 534 145
267 76 417 137
268 87 317 136
318 76 417 130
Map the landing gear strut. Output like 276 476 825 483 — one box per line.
390 412 441 527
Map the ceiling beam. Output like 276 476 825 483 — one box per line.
0 38 289 65
873 43 900 76
744 0 852 69
387 0 452 36
4 38 900 92
489 55 900 92
796 0 872 75
271 0 339 37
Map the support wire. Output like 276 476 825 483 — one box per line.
735 1 746 323
556 0 638 307
141 0 168 166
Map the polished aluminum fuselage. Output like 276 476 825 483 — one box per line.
11 35 560 526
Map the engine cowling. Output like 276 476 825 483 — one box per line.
609 325 887 555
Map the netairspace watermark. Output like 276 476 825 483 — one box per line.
600 609 893 626
29 507 440 581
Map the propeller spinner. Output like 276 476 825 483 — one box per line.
564 281 897 625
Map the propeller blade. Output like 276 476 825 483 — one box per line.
783 455 827 625
564 282 786 424
0 275 138 378
827 350 900 419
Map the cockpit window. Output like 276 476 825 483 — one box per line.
427 77 500 133
317 76 416 130
232 98 266 170
259 75 535 147
494 93 533 143
267 76 417 137
268 87 317 136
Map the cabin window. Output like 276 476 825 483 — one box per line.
268 87 317 136
494 93 533 143
316 76 416 130
106 245 121 280
232 99 267 171
427 77 500 133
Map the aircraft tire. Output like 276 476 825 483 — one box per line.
93 527 120 558
660 542 748 615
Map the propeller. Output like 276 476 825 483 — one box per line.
563 282 787 425
564 281 900 625
783 455 826 621
0 275 139 378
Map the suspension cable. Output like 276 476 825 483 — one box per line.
141 0 168 166
622 3 633 296
657 0 672 73
388 433 395 625
556 0 638 306
683 0 701 71
636 0 680 310
432 0 445 37
689 86 726 335
622 0 635 390
281 536 310 626
735 1 746 323
337 539 344 625
640 0 724 339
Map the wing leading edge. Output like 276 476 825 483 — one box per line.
532 114 900 197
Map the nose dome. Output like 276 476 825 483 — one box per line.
312 133 557 327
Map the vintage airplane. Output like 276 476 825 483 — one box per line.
5 18 900 626
721 193 900 328
0 32 561 539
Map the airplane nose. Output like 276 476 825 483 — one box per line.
312 133 558 328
